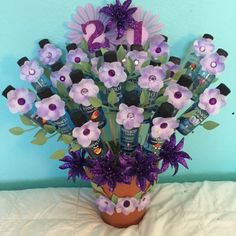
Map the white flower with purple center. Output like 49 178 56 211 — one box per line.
69 79 99 106
39 44 62 65
116 197 139 215
149 35 169 59
72 121 101 147
151 117 179 140
7 89 36 114
164 82 193 109
98 62 127 88
95 195 115 216
193 38 215 57
200 53 225 75
50 65 73 89
66 48 89 65
198 88 227 115
138 193 151 212
161 61 181 75
20 60 44 83
126 50 149 72
116 104 144 130
138 65 165 92
35 95 65 121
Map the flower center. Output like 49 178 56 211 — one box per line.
127 113 135 119
17 98 26 105
199 46 206 52
149 75 157 81
83 128 90 136
29 69 36 75
123 200 130 208
134 59 139 65
160 122 168 129
108 69 116 77
49 104 57 111
74 57 81 63
60 76 66 82
155 47 162 53
46 52 52 58
174 91 182 99
209 98 217 105
81 88 88 95
210 61 217 68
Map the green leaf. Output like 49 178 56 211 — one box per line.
9 127 25 135
111 194 118 204
212 77 219 84
108 90 118 106
91 182 104 194
182 110 197 118
172 69 187 81
20 115 33 126
34 129 46 138
81 62 92 73
70 143 81 152
100 48 108 55
89 97 102 108
44 68 51 80
117 45 126 61
43 125 56 133
61 134 74 144
97 82 106 92
50 150 65 160
126 58 135 74
155 95 168 106
158 55 168 64
144 111 152 120
80 39 88 52
135 191 143 200
57 81 69 98
141 59 151 68
96 57 103 71
202 121 220 130
140 90 149 106
125 81 136 91
31 136 48 145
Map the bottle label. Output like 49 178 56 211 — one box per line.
32 77 50 91
54 114 74 134
26 106 49 127
86 138 107 158
120 127 139 152
148 90 158 104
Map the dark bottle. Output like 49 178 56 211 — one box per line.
191 49 228 101
177 83 231 136
143 102 175 155
70 110 108 158
37 87 74 134
68 69 84 89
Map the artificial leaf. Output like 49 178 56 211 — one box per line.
158 55 168 64
96 57 103 71
31 136 48 145
43 125 56 133
81 62 92 73
182 110 197 118
97 82 106 92
117 45 126 61
70 143 81 152
100 48 108 55
34 129 46 138
91 182 104 194
61 134 74 144
51 149 65 160
89 97 102 108
57 81 69 98
173 69 187 81
155 96 168 106
108 90 118 106
125 81 136 91
144 111 152 120
126 58 135 74
111 194 118 204
44 68 51 80
202 121 220 130
20 115 33 126
140 90 149 106
141 59 151 68
9 127 24 136
80 39 88 52
135 191 143 200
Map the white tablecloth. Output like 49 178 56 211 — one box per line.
1 181 236 236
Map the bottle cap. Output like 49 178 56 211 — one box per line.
51 62 64 72
39 39 50 48
217 48 228 58
37 87 54 99
70 110 88 127
169 56 181 65
203 34 214 40
154 102 174 118
2 85 15 98
177 75 193 88
131 44 143 51
104 51 117 62
150 60 161 66
217 83 231 96
17 57 29 67
117 44 128 51
95 50 103 57
66 43 77 52
70 70 84 84
161 35 168 42
123 91 140 106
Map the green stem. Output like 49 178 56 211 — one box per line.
24 126 38 132
48 132 59 139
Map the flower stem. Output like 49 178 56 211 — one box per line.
24 126 38 132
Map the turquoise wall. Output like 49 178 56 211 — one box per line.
0 0 236 190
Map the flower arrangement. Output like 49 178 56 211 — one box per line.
2 0 231 228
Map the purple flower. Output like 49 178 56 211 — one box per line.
39 43 62 65
89 150 126 192
164 82 193 109
7 88 36 114
149 35 169 59
193 38 215 57
161 61 180 75
98 62 127 88
96 196 116 216
35 95 65 121
116 103 144 130
20 60 44 83
138 193 151 212
151 117 179 140
198 88 227 115
50 65 73 89
158 134 192 176
138 65 165 92
72 121 101 148
120 146 159 191
69 79 99 106
66 48 89 65
116 197 138 215
59 149 90 182
200 53 225 75
126 50 149 72
100 0 137 39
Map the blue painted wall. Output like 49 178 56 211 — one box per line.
0 0 236 190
